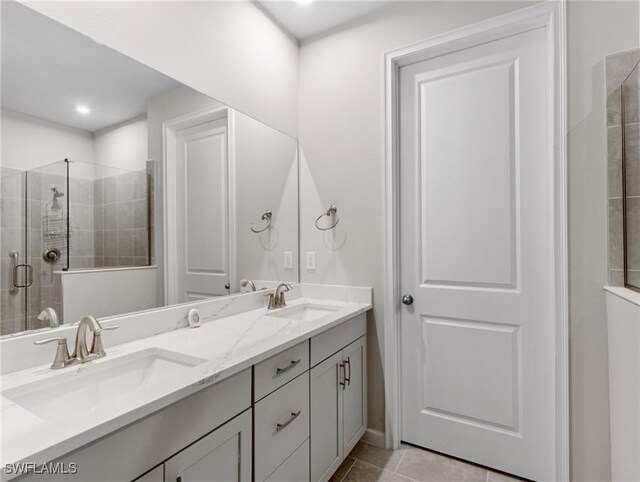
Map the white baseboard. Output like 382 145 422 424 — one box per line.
361 427 385 447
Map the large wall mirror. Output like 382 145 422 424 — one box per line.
0 2 299 336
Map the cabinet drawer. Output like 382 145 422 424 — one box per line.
310 314 365 367
265 439 310 482
254 341 309 401
255 372 310 481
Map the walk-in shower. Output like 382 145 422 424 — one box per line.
0 159 153 335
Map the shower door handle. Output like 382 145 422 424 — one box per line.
10 250 33 289
13 264 33 288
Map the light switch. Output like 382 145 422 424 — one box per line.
306 251 316 271
284 251 293 269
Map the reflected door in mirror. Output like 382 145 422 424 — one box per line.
176 118 230 302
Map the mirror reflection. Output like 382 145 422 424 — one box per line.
0 2 299 336
623 60 640 291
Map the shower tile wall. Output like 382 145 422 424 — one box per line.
623 62 640 287
93 169 150 267
1 167 27 334
27 170 94 331
0 167 88 333
606 49 640 286
1 165 151 335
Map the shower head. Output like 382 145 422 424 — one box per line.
49 186 64 210
51 186 64 198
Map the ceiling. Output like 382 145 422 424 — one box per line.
256 0 393 41
1 2 181 132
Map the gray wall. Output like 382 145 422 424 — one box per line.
298 0 639 479
567 2 639 480
298 0 537 439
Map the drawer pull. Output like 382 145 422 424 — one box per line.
276 410 301 432
339 363 345 389
276 359 301 376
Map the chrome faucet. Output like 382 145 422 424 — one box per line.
241 279 257 292
37 307 60 328
73 315 102 362
265 282 292 310
34 315 119 369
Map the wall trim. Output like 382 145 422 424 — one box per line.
361 428 385 448
382 2 568 480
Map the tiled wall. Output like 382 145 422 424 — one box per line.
622 63 639 288
0 163 152 335
606 49 640 286
1 168 98 334
1 167 28 334
93 168 151 267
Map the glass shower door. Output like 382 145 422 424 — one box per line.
25 160 69 331
622 61 639 291
0 168 28 335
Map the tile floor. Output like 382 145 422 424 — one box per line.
330 440 526 482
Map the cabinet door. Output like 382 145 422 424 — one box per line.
310 351 344 482
342 336 367 455
164 410 252 482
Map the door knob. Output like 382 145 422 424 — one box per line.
402 294 413 305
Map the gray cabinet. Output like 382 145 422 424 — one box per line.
310 335 367 482
310 351 344 482
254 372 310 481
342 336 367 456
20 314 367 482
164 410 252 482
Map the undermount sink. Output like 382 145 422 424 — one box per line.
266 303 341 322
2 348 206 421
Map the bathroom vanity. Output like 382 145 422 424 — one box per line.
0 6 368 482
0 284 371 482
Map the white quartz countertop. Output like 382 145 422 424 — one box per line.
0 296 371 476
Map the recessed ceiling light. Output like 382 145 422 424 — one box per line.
297 0 313 5
75 105 91 115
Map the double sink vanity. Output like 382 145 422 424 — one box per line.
0 283 371 482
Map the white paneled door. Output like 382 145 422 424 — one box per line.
399 27 555 480
175 118 230 302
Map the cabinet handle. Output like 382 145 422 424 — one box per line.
339 363 345 389
275 359 301 376
344 357 351 387
276 410 301 432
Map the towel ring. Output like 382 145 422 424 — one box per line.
315 205 339 231
250 210 272 233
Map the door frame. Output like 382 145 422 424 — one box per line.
382 1 569 479
162 105 237 304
